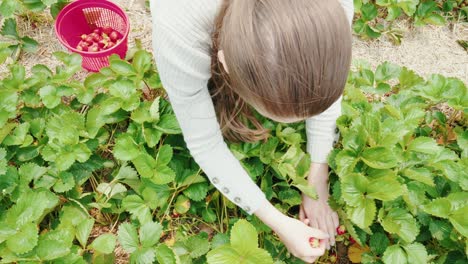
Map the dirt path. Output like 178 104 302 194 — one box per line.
1 0 467 83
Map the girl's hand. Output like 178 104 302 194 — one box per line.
255 200 329 263
299 163 339 250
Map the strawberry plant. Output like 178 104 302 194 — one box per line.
328 60 467 263
353 0 467 43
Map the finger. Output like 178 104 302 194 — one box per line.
310 218 319 229
304 243 326 257
332 212 340 232
317 218 330 250
309 227 329 240
327 214 336 247
299 205 305 222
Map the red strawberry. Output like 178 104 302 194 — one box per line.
91 33 101 42
79 43 88 51
102 26 113 35
349 236 356 244
85 35 93 45
309 237 320 248
88 44 99 52
337 225 346 235
98 39 107 48
93 28 102 35
109 31 119 41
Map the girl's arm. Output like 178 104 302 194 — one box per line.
151 1 269 215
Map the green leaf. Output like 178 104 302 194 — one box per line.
0 148 7 175
109 79 137 100
110 59 136 76
122 195 152 224
381 208 419 243
335 150 359 176
369 232 389 255
398 0 418 16
403 243 428 264
347 198 376 229
156 144 173 166
53 171 75 193
89 234 116 254
231 219 258 254
375 62 402 82
202 207 217 223
183 182 209 202
185 234 211 258
422 198 452 218
449 205 468 237
155 244 177 264
139 221 163 248
46 111 85 145
278 189 302 206
295 184 317 199
22 0 47 11
132 50 152 73
0 0 18 17
117 223 139 253
76 218 94 248
113 134 140 161
367 172 403 201
21 36 38 52
35 229 73 260
18 162 47 184
341 173 369 207
207 246 243 264
260 137 279 164
361 147 398 169
207 245 273 264
423 14 446 26
6 222 38 254
407 137 442 155
174 195 191 214
130 247 156 264
361 3 378 21
1 18 19 39
382 245 407 264
401 167 435 186
132 153 156 178
39 85 61 109
211 233 229 249
154 114 181 134
154 165 175 185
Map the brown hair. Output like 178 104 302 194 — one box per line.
209 0 352 142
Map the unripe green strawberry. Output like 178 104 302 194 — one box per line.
309 237 320 248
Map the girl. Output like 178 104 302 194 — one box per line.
150 0 353 262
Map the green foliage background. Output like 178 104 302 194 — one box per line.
0 0 467 263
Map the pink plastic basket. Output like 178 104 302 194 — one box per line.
55 0 130 72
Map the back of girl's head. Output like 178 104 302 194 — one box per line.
211 0 352 142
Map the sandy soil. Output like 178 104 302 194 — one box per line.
0 0 467 84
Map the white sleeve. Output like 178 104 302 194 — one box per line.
305 1 353 164
150 3 268 215
339 0 355 25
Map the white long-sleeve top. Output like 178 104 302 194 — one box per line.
150 0 354 215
